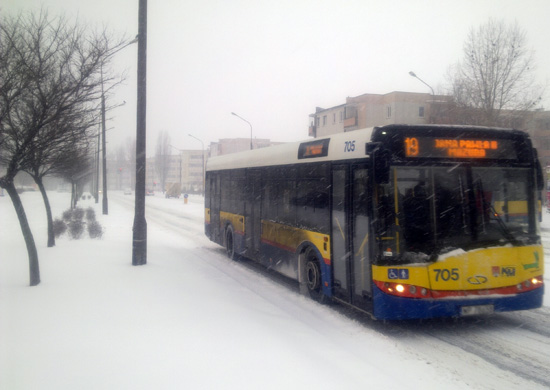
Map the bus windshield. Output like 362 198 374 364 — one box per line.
376 165 538 263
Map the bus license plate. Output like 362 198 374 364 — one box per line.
460 304 494 316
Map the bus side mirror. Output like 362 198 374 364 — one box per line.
535 160 544 192
366 142 390 184
534 149 544 191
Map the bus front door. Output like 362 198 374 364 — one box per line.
331 164 372 310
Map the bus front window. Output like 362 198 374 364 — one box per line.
471 167 534 243
376 166 536 264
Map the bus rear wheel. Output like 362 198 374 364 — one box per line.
304 248 325 302
225 226 235 260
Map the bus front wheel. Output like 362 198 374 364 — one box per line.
304 248 325 302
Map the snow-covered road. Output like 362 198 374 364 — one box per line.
112 192 550 389
1 190 549 389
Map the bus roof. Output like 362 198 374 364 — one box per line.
206 127 376 171
206 124 532 172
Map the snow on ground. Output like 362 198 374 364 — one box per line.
0 190 548 389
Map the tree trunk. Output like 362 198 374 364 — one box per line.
71 182 76 209
4 182 41 286
35 177 55 247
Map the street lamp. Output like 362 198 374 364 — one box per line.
409 71 435 123
188 134 205 196
231 112 253 150
409 71 435 97
100 37 138 215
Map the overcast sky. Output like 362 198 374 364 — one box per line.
4 0 550 155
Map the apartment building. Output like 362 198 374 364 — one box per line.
309 91 439 138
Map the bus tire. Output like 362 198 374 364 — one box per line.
225 225 236 260
303 247 326 303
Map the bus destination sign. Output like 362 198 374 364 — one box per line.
404 137 517 159
298 138 330 159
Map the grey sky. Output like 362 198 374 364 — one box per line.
4 0 550 155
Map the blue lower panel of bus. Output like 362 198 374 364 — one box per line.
372 285 544 320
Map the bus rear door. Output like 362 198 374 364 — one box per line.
245 169 262 260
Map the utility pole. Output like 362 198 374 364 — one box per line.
101 79 108 214
132 0 147 266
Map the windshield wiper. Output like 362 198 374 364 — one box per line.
476 179 518 246
487 203 519 245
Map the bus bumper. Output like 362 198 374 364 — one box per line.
372 284 544 320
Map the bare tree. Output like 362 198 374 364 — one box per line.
56 147 94 210
447 19 544 126
0 9 128 285
22 118 94 247
155 130 171 192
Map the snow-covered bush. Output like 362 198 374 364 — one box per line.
53 218 67 238
55 207 104 240
68 220 84 239
87 220 103 239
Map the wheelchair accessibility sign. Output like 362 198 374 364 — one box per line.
388 268 409 280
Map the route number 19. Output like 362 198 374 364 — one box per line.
405 137 419 157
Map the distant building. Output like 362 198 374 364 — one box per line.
209 138 282 157
309 91 446 138
143 149 207 195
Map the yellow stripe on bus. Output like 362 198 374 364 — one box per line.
220 211 245 235
261 220 331 265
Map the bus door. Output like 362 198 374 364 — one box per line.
351 165 372 309
246 169 262 260
331 164 372 309
209 173 221 243
332 165 350 302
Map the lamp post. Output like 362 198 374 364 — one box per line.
100 75 108 214
409 71 435 123
231 112 253 150
188 134 205 196
100 37 138 215
169 144 183 196
95 123 100 203
132 0 147 266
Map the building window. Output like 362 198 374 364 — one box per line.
386 106 392 119
323 115 327 126
419 106 425 117
333 113 336 124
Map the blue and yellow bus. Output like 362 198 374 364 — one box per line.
205 124 544 320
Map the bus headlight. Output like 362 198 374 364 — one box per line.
375 281 432 298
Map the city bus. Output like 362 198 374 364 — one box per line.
205 124 545 320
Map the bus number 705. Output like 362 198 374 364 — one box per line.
344 140 356 152
433 268 460 281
